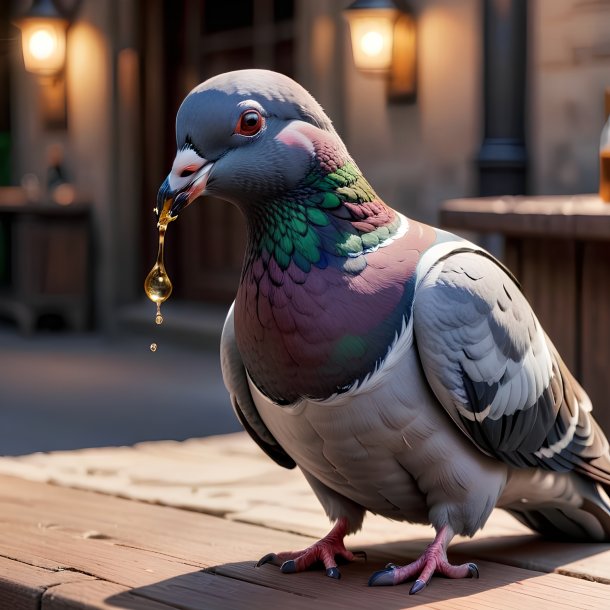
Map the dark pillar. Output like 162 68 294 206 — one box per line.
0 1 11 186
477 0 528 196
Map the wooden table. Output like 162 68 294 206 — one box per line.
0 432 608 609
0 190 92 333
441 194 610 436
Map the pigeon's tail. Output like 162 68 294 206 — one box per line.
501 470 610 542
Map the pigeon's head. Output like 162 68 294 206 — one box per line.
157 69 344 217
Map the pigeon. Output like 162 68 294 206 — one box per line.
157 69 610 594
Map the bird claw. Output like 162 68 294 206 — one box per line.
409 579 427 595
256 517 355 578
368 566 397 587
281 559 342 579
280 559 297 573
256 552 279 567
369 525 481 590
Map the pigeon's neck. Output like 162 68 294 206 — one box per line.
242 156 400 277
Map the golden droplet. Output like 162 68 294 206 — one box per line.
144 199 177 325
144 263 172 304
150 343 157 352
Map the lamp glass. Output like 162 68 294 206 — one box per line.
18 19 66 75
346 8 399 72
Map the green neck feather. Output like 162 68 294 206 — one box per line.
248 160 399 273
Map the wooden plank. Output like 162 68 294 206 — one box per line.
0 521 210 588
1 435 608 585
441 195 610 239
516 237 577 372
452 535 610 585
0 474 608 608
580 241 610 436
0 434 530 543
0 556 94 610
43 580 175 609
0 474 320 571
0 478 337 610
504 237 522 280
42 574 332 610
218 555 610 610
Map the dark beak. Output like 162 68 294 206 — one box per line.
155 177 190 219
156 161 214 219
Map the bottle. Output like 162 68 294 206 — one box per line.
600 87 610 203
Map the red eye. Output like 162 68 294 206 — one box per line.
235 109 264 136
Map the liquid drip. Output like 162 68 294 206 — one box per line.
144 202 177 337
150 343 157 352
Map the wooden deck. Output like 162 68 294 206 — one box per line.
0 432 608 609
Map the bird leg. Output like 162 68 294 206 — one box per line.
368 524 479 594
256 516 363 579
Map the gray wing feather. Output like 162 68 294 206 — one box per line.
413 250 610 484
220 304 295 469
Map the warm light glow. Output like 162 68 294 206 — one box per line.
17 19 67 75
360 31 385 57
29 28 56 60
344 2 417 101
346 11 398 71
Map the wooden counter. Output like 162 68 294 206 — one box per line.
0 433 608 609
0 197 93 333
441 194 610 435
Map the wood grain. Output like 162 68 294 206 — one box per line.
0 433 609 609
441 195 610 239
514 237 577 372
580 241 610 435
0 556 94 610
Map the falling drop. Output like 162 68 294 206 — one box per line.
144 201 177 325
155 302 164 325
150 343 157 352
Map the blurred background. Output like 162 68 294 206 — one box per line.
1 0 609 455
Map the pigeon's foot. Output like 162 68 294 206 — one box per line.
256 517 362 579
368 524 478 594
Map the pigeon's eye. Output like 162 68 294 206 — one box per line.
235 109 264 136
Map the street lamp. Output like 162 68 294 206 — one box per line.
344 0 416 102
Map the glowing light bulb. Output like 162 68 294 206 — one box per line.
29 29 56 60
360 31 384 57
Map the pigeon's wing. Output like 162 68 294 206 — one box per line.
413 249 610 485
220 304 296 469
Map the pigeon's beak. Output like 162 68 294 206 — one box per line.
156 160 214 219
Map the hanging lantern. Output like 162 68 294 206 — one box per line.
344 0 417 102
15 0 68 76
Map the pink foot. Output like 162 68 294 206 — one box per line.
256 517 362 579
368 525 479 594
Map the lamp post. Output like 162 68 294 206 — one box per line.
343 0 416 103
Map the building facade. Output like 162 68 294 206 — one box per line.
3 0 610 329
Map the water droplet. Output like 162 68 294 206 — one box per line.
155 314 163 325
150 343 157 352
